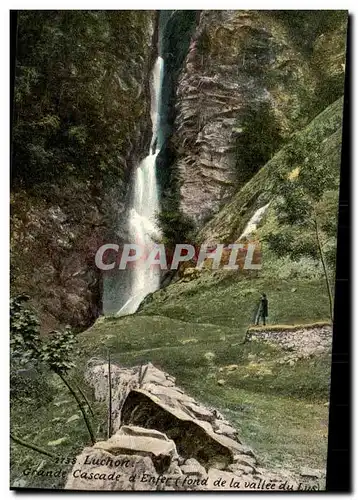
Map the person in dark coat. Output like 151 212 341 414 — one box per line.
255 293 268 326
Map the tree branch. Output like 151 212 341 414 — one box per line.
10 433 57 459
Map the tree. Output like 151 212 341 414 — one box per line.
265 142 339 322
10 294 41 366
156 209 196 248
233 101 284 185
10 295 95 444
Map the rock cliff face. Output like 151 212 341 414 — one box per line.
11 11 156 331
172 10 346 227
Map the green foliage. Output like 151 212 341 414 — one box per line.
156 154 197 244
156 209 196 248
10 295 41 366
234 101 284 185
156 138 197 243
315 190 339 270
12 10 152 188
10 294 78 375
10 295 96 454
265 231 317 261
264 110 340 266
268 178 337 263
272 10 347 56
10 295 55 405
40 327 79 375
10 369 54 406
315 190 339 237
264 125 339 321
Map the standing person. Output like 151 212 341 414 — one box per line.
255 293 268 326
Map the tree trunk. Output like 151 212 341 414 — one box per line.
314 213 334 322
107 351 112 439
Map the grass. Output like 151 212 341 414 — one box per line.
82 315 331 402
139 275 331 329
192 386 329 471
76 310 331 474
10 372 107 489
77 271 331 474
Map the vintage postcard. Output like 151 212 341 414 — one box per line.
10 9 348 491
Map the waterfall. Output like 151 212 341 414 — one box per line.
117 57 164 316
239 203 270 240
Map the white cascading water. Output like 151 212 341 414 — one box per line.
239 203 270 240
117 57 164 316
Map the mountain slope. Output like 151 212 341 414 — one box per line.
198 96 343 245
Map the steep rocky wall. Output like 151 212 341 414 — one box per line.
11 11 156 331
171 10 346 227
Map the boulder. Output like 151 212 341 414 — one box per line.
226 364 239 371
228 463 254 475
180 458 207 477
183 401 215 422
120 389 234 468
300 467 323 479
94 425 178 471
214 420 239 439
65 360 307 490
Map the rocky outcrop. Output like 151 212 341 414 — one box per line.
171 11 346 227
173 11 311 226
85 360 245 467
198 96 344 246
11 190 105 331
65 360 324 491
